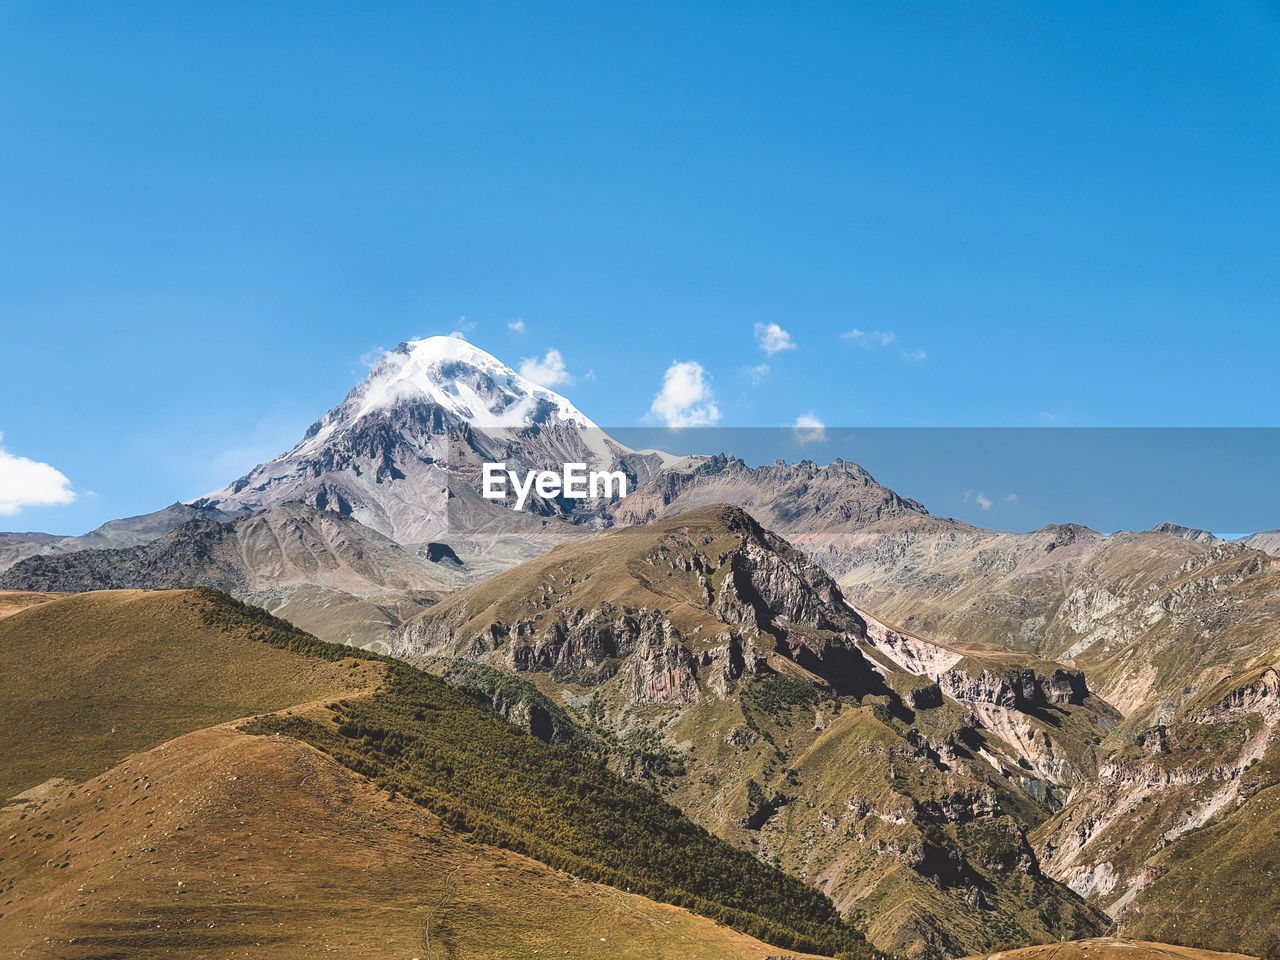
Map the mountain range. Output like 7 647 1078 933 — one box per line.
4 336 1279 959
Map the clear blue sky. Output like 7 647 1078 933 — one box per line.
2 1 1278 534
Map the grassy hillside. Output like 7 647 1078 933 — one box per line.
0 589 66 619
1123 772 1280 957
0 723 834 960
0 588 383 798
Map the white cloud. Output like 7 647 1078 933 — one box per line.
902 348 927 363
519 348 572 387
1006 493 1018 502
508 318 525 333
650 361 720 427
755 322 796 356
976 493 993 511
842 328 896 347
450 316 477 339
793 413 826 445
748 363 770 385
0 434 76 515
358 345 388 370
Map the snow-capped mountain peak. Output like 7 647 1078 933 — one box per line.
191 336 656 544
352 336 595 430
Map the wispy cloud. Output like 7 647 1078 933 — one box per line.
976 493 993 510
450 315 478 339
508 318 525 333
842 328 896 347
358 345 388 370
748 363 770 385
0 433 76 515
650 360 720 427
793 413 826 445
1006 493 1018 502
755 322 796 356
902 348 927 363
519 348 572 387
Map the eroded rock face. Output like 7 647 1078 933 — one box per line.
628 638 701 705
1191 667 1280 726
1036 686 1280 926
938 666 1090 711
501 608 668 674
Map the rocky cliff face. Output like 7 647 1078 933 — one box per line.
937 666 1089 711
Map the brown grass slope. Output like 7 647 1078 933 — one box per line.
0 589 382 799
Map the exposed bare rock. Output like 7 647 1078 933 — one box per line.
1149 522 1223 545
1240 529 1280 556
613 455 929 533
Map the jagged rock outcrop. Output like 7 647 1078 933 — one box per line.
612 455 930 533
628 637 702 705
1191 667 1280 726
393 505 878 707
939 666 1090 710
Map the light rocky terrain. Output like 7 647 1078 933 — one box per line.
1242 529 1280 557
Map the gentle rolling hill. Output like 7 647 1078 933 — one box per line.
0 588 385 798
